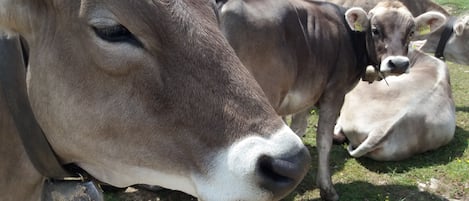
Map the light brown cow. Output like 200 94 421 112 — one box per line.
0 1 311 201
326 0 469 65
217 0 445 200
334 47 456 161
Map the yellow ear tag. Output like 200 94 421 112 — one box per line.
418 24 431 35
354 21 363 32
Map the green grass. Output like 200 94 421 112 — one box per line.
105 2 469 201
435 0 469 15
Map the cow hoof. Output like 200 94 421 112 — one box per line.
320 188 339 201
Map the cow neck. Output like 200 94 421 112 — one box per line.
0 36 83 180
365 25 380 69
346 21 379 80
435 16 456 60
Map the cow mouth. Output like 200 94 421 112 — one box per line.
257 155 295 184
256 150 310 199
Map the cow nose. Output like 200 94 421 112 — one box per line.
388 56 410 74
256 147 311 199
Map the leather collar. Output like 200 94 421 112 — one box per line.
0 35 76 179
435 16 457 60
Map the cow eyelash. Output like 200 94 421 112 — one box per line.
92 24 143 47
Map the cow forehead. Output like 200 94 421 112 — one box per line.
369 5 414 33
370 1 413 20
371 11 414 29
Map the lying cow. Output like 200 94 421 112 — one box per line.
333 46 456 161
0 1 312 201
217 0 445 200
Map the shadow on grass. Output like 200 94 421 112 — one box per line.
356 126 469 173
457 106 469 113
285 124 468 200
287 181 449 201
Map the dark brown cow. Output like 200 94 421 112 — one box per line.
0 1 311 201
217 0 446 200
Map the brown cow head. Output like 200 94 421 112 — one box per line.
0 1 310 201
345 1 446 77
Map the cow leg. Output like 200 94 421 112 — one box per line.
316 96 343 201
289 107 312 137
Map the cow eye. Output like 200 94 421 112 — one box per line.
409 30 415 38
92 24 142 47
371 27 380 36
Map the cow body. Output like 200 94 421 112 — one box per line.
220 0 367 116
218 0 445 200
334 48 456 161
219 2 368 200
0 1 311 201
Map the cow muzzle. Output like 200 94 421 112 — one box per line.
194 125 311 201
256 147 311 199
380 56 410 76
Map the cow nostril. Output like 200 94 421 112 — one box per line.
389 58 409 69
256 148 310 199
388 57 410 74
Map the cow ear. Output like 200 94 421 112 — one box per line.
345 7 369 32
414 11 446 36
454 19 466 36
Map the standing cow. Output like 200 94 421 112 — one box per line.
0 1 312 201
292 0 469 137
217 0 446 200
334 47 456 161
